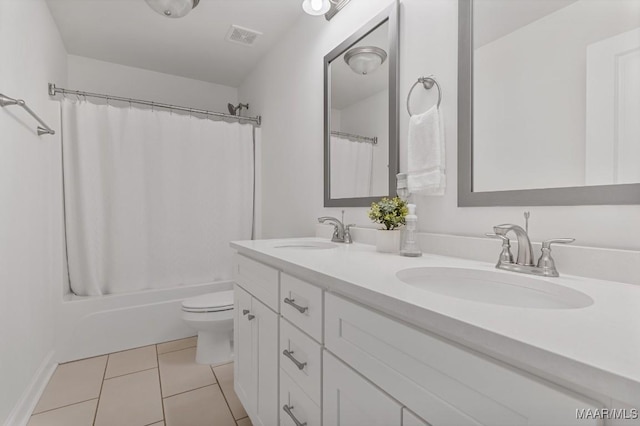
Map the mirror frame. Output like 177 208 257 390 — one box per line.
324 2 399 207
458 0 640 207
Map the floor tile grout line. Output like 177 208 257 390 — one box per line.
211 365 240 422
156 344 197 356
30 397 99 417
98 343 158 358
156 337 198 355
162 383 219 400
104 366 159 381
60 337 196 366
92 355 109 426
157 345 199 359
156 344 167 425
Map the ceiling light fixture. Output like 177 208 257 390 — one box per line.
145 0 200 18
344 46 387 75
301 0 331 16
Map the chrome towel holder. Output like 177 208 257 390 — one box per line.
406 76 442 116
0 92 55 136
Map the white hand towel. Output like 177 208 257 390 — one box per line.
407 105 445 195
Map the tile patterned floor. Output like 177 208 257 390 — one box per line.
29 337 252 426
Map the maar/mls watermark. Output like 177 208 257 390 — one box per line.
576 408 639 420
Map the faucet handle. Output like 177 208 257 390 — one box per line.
344 224 356 244
485 232 509 243
541 238 575 249
485 233 513 265
537 238 575 276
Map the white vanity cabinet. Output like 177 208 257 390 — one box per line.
232 250 604 426
233 255 279 426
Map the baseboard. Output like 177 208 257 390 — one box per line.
3 351 57 426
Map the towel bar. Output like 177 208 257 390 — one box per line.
0 93 55 135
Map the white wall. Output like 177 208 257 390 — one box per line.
0 0 67 423
67 55 238 112
240 0 640 251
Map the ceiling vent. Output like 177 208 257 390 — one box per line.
225 25 262 47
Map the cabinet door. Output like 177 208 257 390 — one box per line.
323 351 402 426
253 297 279 426
234 285 255 414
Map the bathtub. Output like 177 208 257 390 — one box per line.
54 281 232 363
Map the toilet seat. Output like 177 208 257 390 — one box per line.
182 290 234 313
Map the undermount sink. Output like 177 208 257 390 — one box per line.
396 267 593 309
273 241 338 250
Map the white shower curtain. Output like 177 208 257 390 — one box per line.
61 99 254 296
329 136 374 199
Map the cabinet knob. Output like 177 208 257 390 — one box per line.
247 314 255 321
242 309 250 316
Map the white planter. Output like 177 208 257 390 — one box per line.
376 229 401 253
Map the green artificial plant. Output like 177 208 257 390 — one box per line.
368 197 408 230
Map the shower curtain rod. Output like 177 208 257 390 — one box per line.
331 130 377 144
48 83 262 126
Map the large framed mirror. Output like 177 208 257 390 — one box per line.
459 0 640 206
324 3 399 207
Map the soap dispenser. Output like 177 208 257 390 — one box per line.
400 204 422 257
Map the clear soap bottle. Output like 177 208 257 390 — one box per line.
400 204 422 257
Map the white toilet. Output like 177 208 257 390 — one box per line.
181 290 234 365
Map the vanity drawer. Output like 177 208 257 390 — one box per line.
280 273 323 342
280 318 322 405
325 293 601 426
233 254 279 312
280 368 321 426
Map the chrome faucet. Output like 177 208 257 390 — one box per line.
487 223 574 277
318 214 354 244
493 224 534 266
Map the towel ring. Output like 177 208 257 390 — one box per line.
407 76 442 116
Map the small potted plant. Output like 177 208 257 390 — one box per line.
368 196 408 253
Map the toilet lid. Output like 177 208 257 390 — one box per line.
182 290 234 313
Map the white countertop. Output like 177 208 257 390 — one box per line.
231 238 640 406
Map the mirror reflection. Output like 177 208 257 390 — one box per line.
329 21 390 200
472 0 640 193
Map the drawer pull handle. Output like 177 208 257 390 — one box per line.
284 298 308 314
283 349 307 370
283 405 307 426
242 309 250 316
247 314 255 321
